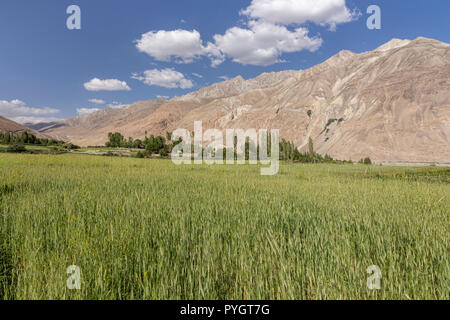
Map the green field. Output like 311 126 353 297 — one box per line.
0 153 448 300
0 144 50 152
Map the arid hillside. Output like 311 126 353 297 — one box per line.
36 37 450 163
0 116 52 139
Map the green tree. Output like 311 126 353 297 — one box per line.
20 131 29 144
106 132 126 148
133 139 143 149
360 157 372 165
308 137 314 155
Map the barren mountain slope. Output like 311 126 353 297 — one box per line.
0 116 53 139
38 37 450 162
176 37 450 162
38 100 166 146
174 70 299 101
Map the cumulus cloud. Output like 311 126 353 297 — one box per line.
0 99 61 123
135 23 321 66
241 0 358 29
214 21 322 66
135 29 224 67
88 99 105 105
77 108 101 116
136 29 203 63
84 78 131 91
134 0 357 67
132 68 194 89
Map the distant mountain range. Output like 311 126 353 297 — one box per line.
18 37 450 163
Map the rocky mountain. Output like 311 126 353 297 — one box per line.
173 71 299 101
36 37 450 163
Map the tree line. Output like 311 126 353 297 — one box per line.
106 132 180 158
0 131 79 149
106 131 371 164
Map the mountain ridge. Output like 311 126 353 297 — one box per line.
34 37 450 162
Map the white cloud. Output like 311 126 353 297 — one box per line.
132 68 194 89
135 22 323 66
88 99 105 105
192 73 203 78
218 75 231 81
0 99 59 116
214 21 322 66
134 0 357 68
77 108 101 116
84 78 131 91
135 29 224 67
107 101 129 109
204 42 225 67
136 29 205 63
76 102 129 117
241 0 358 29
0 99 61 124
12 116 62 124
156 95 170 100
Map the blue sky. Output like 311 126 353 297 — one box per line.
0 0 449 123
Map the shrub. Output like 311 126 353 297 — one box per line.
136 151 144 159
63 143 80 150
6 144 27 153
359 157 372 165
326 118 337 127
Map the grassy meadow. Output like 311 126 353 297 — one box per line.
0 153 448 300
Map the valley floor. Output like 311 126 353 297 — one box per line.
377 160 450 167
0 153 448 299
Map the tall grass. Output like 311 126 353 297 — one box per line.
0 153 448 299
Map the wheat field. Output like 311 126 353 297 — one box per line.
0 153 448 299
